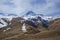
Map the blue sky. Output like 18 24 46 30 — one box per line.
0 0 60 16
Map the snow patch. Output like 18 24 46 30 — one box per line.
3 27 11 32
42 16 53 21
0 16 19 28
22 23 27 32
0 18 8 28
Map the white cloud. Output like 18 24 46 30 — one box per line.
0 0 32 15
0 0 60 16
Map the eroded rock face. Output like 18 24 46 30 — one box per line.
0 17 49 34
10 17 49 33
22 23 40 34
10 17 24 28
48 18 60 30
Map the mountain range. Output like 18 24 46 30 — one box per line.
0 11 60 40
0 11 53 28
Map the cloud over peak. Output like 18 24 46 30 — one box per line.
0 0 60 16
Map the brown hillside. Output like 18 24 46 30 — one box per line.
48 18 60 30
0 18 60 40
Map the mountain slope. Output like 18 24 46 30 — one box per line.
0 18 9 28
0 17 60 40
0 16 18 28
48 18 60 30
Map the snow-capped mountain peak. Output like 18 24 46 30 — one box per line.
25 11 36 16
22 11 44 20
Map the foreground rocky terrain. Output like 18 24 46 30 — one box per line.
0 17 60 40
